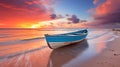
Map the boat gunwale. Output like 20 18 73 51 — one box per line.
45 29 88 36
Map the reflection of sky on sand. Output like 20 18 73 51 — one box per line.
0 46 52 67
48 30 118 67
0 39 46 58
0 39 52 67
48 40 88 67
0 29 119 67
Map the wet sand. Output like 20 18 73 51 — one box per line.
81 30 120 67
0 29 120 67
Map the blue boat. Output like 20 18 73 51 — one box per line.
45 29 88 49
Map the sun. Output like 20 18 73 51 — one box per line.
31 21 51 28
31 24 39 28
20 24 39 28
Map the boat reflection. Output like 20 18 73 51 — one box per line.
47 40 89 67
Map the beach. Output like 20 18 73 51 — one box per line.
81 30 120 67
0 29 120 67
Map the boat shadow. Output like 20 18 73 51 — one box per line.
47 39 89 67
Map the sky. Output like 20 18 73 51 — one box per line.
53 0 94 20
0 0 120 28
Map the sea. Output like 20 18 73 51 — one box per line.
0 28 118 67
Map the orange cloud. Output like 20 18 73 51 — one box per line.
93 0 120 26
96 0 112 15
0 0 55 28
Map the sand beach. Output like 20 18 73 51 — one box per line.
81 30 120 67
0 29 120 67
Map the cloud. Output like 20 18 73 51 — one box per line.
93 0 120 26
93 0 106 5
68 15 80 23
93 0 100 4
50 14 57 19
49 14 82 24
0 0 55 28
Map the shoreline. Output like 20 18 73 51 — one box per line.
81 30 120 67
0 29 120 67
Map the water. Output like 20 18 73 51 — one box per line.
0 28 118 67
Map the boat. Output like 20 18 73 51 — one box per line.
45 29 88 49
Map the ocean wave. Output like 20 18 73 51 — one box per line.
0 34 11 38
87 31 110 40
21 37 44 41
0 37 44 45
0 46 48 60
107 35 119 42
0 34 40 38
87 31 119 43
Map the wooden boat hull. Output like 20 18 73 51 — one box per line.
47 39 85 49
45 29 88 49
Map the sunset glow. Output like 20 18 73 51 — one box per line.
0 0 120 28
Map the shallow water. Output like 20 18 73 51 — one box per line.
0 28 118 67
